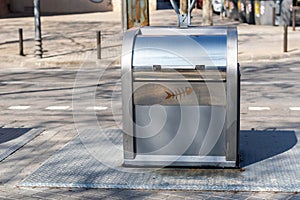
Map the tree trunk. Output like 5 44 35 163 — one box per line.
202 0 213 25
0 0 9 16
180 0 188 14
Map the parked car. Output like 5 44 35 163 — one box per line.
197 0 203 8
212 0 223 12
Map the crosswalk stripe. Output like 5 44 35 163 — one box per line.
45 106 70 110
86 106 108 111
8 106 31 110
248 107 271 111
289 107 300 111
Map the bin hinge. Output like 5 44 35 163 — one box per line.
153 65 162 71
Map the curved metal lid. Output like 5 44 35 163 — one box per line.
132 34 227 69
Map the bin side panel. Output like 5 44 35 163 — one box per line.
226 27 239 163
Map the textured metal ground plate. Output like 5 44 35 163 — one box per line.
0 128 43 161
20 129 300 192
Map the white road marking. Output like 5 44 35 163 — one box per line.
289 107 300 111
1 81 74 85
8 106 31 110
45 106 70 110
1 81 26 85
248 107 271 111
86 106 108 111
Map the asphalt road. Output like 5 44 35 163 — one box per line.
1 59 299 130
0 58 300 199
240 59 300 131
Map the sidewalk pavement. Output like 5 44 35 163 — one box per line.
0 8 300 200
0 9 300 69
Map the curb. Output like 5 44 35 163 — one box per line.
5 54 298 69
239 51 300 62
1 50 299 69
0 57 120 69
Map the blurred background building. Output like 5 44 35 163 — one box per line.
0 0 160 16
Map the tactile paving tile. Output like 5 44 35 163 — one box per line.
20 129 300 192
0 128 44 161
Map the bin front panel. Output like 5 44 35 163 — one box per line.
134 105 226 156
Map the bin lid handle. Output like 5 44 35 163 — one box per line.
152 65 205 71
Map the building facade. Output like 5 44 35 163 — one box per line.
0 0 158 17
9 0 112 14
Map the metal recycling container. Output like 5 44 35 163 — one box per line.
274 0 293 25
274 0 281 25
254 0 262 24
121 26 240 168
260 0 276 25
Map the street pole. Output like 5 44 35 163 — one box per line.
34 0 42 58
292 8 296 31
272 7 276 26
283 24 288 53
97 31 101 59
18 28 24 56
122 0 127 31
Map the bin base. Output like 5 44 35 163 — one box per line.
124 155 237 168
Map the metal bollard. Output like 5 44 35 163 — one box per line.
97 31 101 59
18 28 24 56
283 24 288 53
272 7 276 26
34 0 42 58
292 8 296 31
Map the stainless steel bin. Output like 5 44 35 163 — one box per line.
121 26 240 168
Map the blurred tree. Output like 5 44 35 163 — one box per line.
180 0 188 14
202 0 213 25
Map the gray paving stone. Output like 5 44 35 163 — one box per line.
205 196 229 200
270 193 294 200
143 191 170 200
0 197 14 200
288 193 300 200
173 191 221 200
165 196 185 200
186 196 208 200
230 192 256 199
207 192 235 199
118 190 155 198
145 197 165 200
247 192 273 199
32 191 63 200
